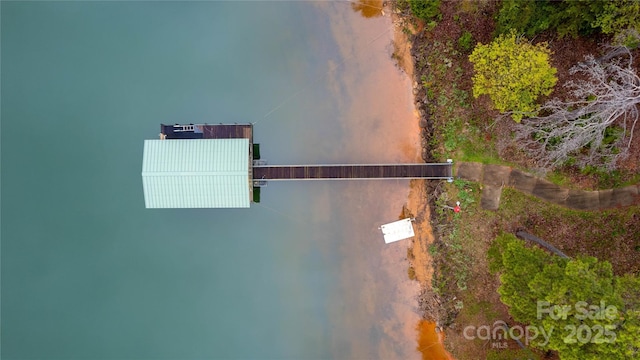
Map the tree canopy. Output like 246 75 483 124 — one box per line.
469 31 557 122
406 0 440 22
489 234 640 359
594 1 640 36
497 0 640 38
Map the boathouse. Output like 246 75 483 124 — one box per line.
142 123 453 209
142 124 254 208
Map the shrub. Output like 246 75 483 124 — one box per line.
457 31 474 52
408 0 441 22
469 31 557 122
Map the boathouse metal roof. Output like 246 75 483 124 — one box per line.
142 139 250 208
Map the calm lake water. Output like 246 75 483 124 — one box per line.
2 2 423 359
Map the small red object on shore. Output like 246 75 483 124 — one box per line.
453 201 461 213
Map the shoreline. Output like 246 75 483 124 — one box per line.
389 4 455 359
389 1 443 322
387 2 640 359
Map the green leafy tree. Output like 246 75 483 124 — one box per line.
497 0 604 38
469 31 557 122
407 0 440 22
490 234 640 359
496 0 554 37
530 258 624 360
489 234 557 323
497 0 639 39
593 0 640 35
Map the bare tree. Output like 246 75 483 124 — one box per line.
515 46 640 169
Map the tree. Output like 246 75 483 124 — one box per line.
469 31 557 122
407 0 440 22
515 46 640 169
496 0 638 39
496 0 604 38
614 275 640 358
593 0 640 36
489 234 560 324
490 234 640 359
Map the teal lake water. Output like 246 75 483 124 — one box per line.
2 2 423 359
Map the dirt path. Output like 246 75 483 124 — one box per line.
456 162 640 211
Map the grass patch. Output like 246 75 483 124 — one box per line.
424 39 509 167
492 188 640 274
486 349 541 360
546 170 572 187
463 299 499 320
581 165 640 189
431 179 639 359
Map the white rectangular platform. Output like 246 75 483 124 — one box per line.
380 218 415 244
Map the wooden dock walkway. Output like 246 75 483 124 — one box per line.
253 163 452 180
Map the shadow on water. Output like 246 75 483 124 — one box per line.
351 0 384 18
416 320 455 360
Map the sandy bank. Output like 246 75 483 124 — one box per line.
389 4 455 359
